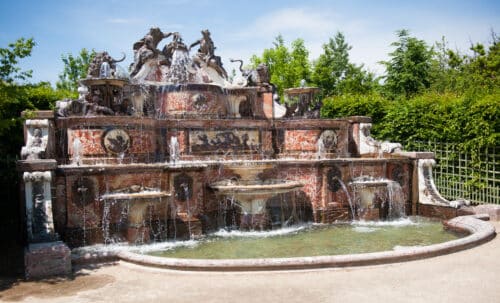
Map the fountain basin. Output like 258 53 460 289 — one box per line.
100 191 170 200
210 179 304 215
349 178 406 221
210 179 304 231
80 215 495 271
210 179 304 196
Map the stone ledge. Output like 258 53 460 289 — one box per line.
114 215 495 271
346 116 372 123
17 159 58 172
394 151 435 159
21 110 55 119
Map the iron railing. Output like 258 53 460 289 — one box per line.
407 141 499 205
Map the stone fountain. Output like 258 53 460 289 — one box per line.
17 27 472 278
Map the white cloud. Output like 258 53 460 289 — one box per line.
230 7 387 74
236 7 338 41
106 18 143 24
232 6 498 78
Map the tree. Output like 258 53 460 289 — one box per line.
289 38 311 86
312 32 377 96
0 38 36 144
250 35 311 98
311 32 351 96
0 38 66 159
429 37 464 93
380 30 434 98
429 32 499 95
56 48 95 92
0 37 35 83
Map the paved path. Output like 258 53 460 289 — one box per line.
1 222 499 303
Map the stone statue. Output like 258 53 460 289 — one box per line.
21 120 50 160
56 98 114 117
31 128 43 147
87 51 126 78
230 59 270 86
189 30 228 79
130 27 175 77
162 32 187 63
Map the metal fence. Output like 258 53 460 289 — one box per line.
407 141 499 205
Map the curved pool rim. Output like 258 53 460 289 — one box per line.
76 215 496 271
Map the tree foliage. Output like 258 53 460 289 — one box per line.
321 29 499 151
379 30 434 98
0 38 72 233
0 37 35 83
430 33 500 95
250 35 310 98
0 39 70 157
311 32 369 96
56 48 95 93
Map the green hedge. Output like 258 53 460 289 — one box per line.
321 90 499 152
321 92 390 136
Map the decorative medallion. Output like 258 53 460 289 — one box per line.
192 94 208 111
102 128 131 154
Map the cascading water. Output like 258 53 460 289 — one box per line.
316 137 325 160
164 49 192 83
38 28 455 254
72 137 82 166
182 183 193 239
336 178 357 220
386 181 406 219
169 136 180 164
348 177 406 221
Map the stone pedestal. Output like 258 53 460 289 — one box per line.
24 241 71 279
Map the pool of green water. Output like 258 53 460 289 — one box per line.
148 217 463 259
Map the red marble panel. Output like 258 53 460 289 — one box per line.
277 166 322 208
69 128 155 156
261 92 274 119
284 130 321 152
69 129 105 156
158 91 225 116
347 162 386 180
166 92 191 112
128 129 155 154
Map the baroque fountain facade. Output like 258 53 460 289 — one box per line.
18 28 477 278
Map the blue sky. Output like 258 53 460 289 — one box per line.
1 0 499 85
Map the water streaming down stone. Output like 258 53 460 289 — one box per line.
164 49 192 84
348 177 406 221
72 137 82 166
169 136 180 164
18 27 455 272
